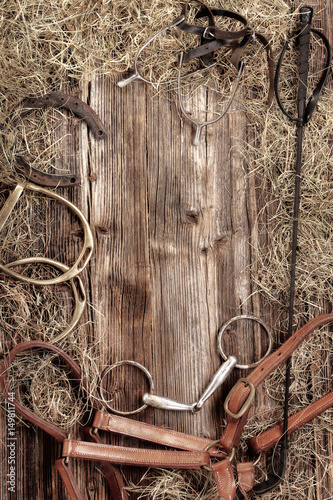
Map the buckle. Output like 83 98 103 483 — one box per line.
202 27 215 39
57 435 70 464
202 441 235 472
224 378 255 419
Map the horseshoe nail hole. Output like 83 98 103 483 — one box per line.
75 102 79 105
70 177 77 183
97 130 104 136
61 97 65 100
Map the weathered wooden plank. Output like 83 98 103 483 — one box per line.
0 2 332 498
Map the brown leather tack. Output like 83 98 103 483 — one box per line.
55 459 85 500
237 462 255 492
92 410 220 455
212 459 237 500
1 313 333 500
62 439 210 469
248 390 333 454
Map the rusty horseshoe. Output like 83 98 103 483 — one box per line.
16 92 107 188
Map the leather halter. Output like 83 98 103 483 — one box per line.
1 314 333 499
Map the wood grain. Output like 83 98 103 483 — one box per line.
0 3 332 498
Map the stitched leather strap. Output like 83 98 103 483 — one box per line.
236 462 255 493
62 439 210 469
220 313 333 453
248 390 333 454
83 427 129 500
55 459 85 500
92 410 221 455
212 459 237 499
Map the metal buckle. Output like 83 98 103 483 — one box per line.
224 378 255 419
57 434 70 464
202 441 235 472
202 27 215 39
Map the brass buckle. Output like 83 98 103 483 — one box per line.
202 441 236 472
224 378 255 419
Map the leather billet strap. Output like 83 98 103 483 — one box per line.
220 313 333 453
91 410 222 455
248 390 333 454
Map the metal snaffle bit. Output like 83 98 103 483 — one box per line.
99 315 272 414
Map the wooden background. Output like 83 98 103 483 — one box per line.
0 0 332 498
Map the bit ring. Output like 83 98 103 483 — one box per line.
218 315 273 369
99 360 154 415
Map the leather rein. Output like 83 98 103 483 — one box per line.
1 313 333 499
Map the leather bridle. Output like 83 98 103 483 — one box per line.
1 313 333 499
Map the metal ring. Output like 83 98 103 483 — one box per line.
217 315 273 369
5 257 86 343
0 181 94 285
99 360 154 415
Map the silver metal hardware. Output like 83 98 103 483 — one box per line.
99 360 154 415
178 54 244 145
195 356 237 410
218 315 273 369
142 393 197 412
117 16 208 88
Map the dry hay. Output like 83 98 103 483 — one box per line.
0 342 103 430
0 0 332 499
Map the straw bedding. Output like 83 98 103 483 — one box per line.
0 0 332 498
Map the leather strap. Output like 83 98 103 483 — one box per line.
179 6 274 105
62 439 210 469
248 390 333 454
212 459 237 500
236 462 255 493
55 459 85 500
92 410 221 455
220 313 333 453
177 3 249 41
83 427 129 500
0 340 95 442
2 314 333 499
274 26 331 124
0 341 126 500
